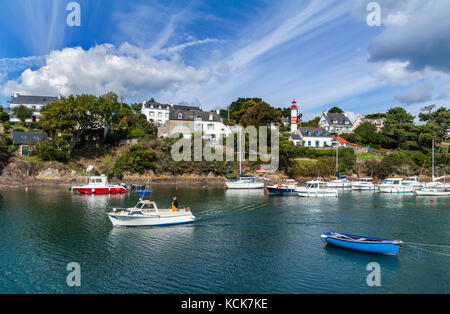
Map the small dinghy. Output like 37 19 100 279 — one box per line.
321 232 402 256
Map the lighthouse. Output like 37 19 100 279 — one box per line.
291 99 298 133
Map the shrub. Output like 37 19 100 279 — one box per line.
35 139 70 163
113 144 157 174
129 128 146 139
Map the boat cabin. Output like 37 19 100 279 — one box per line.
304 181 328 189
381 178 403 185
404 177 418 183
356 178 373 183
88 175 109 185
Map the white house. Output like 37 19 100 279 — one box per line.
167 108 231 144
319 111 353 134
9 93 59 122
298 127 334 148
141 100 171 125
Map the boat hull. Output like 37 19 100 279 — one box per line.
297 189 338 198
267 186 297 196
414 190 450 196
107 213 195 227
75 187 127 195
378 186 413 194
321 232 401 255
352 184 376 191
225 181 264 189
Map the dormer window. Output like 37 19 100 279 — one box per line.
209 114 213 121
315 132 320 136
333 120 338 124
323 132 328 136
345 121 349 124
307 131 312 136
178 114 183 120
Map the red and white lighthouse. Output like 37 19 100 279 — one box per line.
291 99 298 133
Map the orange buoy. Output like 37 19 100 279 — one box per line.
431 198 434 204
355 198 359 202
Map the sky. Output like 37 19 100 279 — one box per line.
0 0 449 120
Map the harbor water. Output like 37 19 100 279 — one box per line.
0 186 449 293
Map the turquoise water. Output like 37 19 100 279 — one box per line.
0 186 449 293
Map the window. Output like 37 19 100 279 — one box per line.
209 114 213 121
207 124 214 130
190 123 194 129
150 112 154 117
165 113 169 118
315 132 319 136
324 141 327 146
158 112 162 117
315 141 320 148
323 132 328 136
308 141 311 146
178 114 183 120
307 131 312 136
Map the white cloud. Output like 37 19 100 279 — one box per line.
374 62 423 86
0 43 215 99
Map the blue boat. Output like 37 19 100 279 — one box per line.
136 190 151 197
267 179 299 196
321 232 402 256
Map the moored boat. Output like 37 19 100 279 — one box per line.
377 178 414 194
352 178 376 191
321 232 402 255
297 180 338 198
414 189 450 196
402 177 425 190
225 175 265 189
267 179 298 195
107 200 195 227
327 178 352 189
72 175 127 195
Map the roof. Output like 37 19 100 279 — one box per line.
322 112 353 126
289 134 301 140
298 127 332 138
12 131 47 145
169 109 221 122
9 94 59 105
336 136 351 144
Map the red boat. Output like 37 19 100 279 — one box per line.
72 175 127 195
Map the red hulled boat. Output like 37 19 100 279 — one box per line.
72 175 127 195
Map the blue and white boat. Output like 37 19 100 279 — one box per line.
267 179 299 196
321 232 402 255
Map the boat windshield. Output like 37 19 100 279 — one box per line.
305 183 318 188
136 202 144 209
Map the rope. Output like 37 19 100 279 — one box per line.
410 246 450 257
405 242 450 248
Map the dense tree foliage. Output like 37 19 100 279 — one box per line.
12 105 34 123
328 107 344 113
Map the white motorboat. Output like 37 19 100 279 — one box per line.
297 180 339 198
377 178 414 194
107 200 195 227
414 189 450 196
402 177 425 189
352 178 376 191
225 176 265 189
327 178 352 189
267 179 299 195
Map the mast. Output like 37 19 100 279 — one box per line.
432 138 435 181
239 126 242 176
336 146 339 178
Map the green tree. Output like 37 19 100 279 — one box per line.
12 105 34 123
35 139 70 163
382 107 416 148
0 137 10 171
114 145 157 175
328 107 344 113
130 102 143 114
419 106 450 147
302 117 320 128
240 101 282 127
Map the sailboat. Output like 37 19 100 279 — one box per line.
327 147 352 189
225 127 264 190
415 139 450 196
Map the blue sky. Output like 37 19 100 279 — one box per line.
0 0 449 120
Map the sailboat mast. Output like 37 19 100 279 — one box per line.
239 127 242 176
432 138 435 181
336 146 339 178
